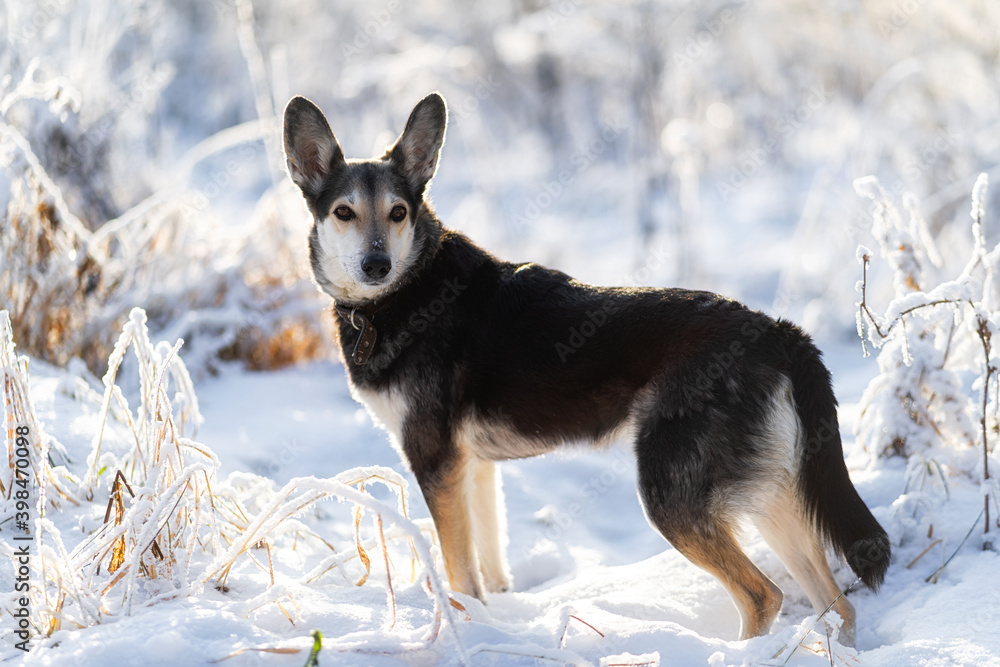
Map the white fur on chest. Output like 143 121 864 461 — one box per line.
351 384 408 452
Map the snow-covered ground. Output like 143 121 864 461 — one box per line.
3 330 999 667
3 1 1000 665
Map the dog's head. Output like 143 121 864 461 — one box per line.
283 93 447 304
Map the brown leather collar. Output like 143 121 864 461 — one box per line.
334 305 379 365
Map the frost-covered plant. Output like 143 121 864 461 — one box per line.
0 166 326 376
7 0 998 350
855 174 999 532
1 308 464 659
0 3 327 376
1 311 75 513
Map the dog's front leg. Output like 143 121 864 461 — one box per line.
413 447 485 601
469 458 511 593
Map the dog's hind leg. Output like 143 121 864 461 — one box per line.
636 415 782 639
755 493 857 646
652 512 783 640
469 458 511 593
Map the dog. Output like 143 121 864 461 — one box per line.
282 92 890 644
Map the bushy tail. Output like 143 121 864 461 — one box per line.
777 321 891 590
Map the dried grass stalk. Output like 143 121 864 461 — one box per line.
2 307 466 660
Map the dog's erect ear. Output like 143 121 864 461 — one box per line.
283 96 345 202
388 92 448 195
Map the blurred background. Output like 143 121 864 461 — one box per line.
2 0 998 376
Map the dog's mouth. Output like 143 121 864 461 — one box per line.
359 277 393 289
347 259 398 293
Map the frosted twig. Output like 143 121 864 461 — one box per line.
925 507 985 583
0 121 91 246
774 578 860 664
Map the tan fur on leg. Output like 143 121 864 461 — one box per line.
672 523 783 640
469 459 511 593
756 494 857 646
424 454 484 600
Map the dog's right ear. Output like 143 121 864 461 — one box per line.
283 96 345 203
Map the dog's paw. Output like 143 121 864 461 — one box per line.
482 572 512 594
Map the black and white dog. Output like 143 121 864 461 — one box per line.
282 92 889 644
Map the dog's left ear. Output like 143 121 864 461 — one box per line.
388 92 448 196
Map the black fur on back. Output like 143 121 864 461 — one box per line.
332 225 890 590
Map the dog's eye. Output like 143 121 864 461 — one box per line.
333 205 354 221
389 205 407 222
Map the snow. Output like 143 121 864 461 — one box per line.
2 326 999 666
4 0 1000 664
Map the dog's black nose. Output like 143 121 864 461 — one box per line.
361 251 391 280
